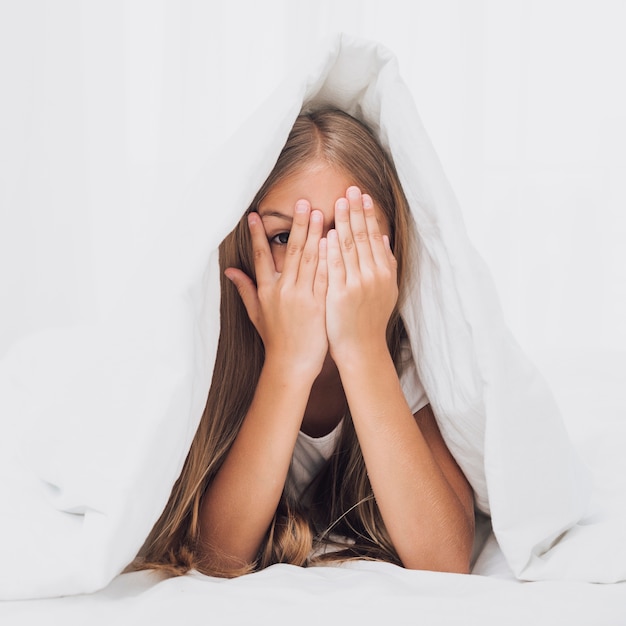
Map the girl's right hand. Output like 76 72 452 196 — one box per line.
225 201 329 381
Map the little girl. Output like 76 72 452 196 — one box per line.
134 108 475 577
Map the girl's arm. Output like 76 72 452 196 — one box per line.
338 353 474 573
326 187 474 573
199 203 327 571
198 357 314 571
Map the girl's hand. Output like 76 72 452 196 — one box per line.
326 186 398 366
225 201 329 380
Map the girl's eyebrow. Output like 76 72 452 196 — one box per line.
259 210 293 223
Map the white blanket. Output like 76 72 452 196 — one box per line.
0 34 623 600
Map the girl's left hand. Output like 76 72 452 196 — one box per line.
325 186 399 366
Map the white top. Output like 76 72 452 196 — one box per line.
285 347 428 499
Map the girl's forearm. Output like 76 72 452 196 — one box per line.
336 345 474 573
198 357 314 570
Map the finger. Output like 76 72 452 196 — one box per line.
333 196 360 278
224 267 261 326
314 237 328 300
247 212 276 286
280 199 311 284
346 186 374 269
326 229 346 288
362 193 387 266
382 234 398 272
297 209 324 287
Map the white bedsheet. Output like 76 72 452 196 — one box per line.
2 537 625 626
1 34 625 604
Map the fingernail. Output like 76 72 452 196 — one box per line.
247 212 258 225
347 186 361 200
336 198 348 211
311 210 322 223
295 200 309 213
362 194 373 209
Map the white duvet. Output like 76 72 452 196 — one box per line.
1 34 625 602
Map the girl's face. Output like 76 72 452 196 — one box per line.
257 162 391 272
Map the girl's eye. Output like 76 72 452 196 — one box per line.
270 232 290 246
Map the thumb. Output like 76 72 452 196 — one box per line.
224 268 260 324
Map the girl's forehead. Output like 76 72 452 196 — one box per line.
266 164 353 198
259 164 353 216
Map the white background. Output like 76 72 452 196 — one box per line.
1 0 625 364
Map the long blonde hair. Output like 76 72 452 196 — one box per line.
131 108 414 577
